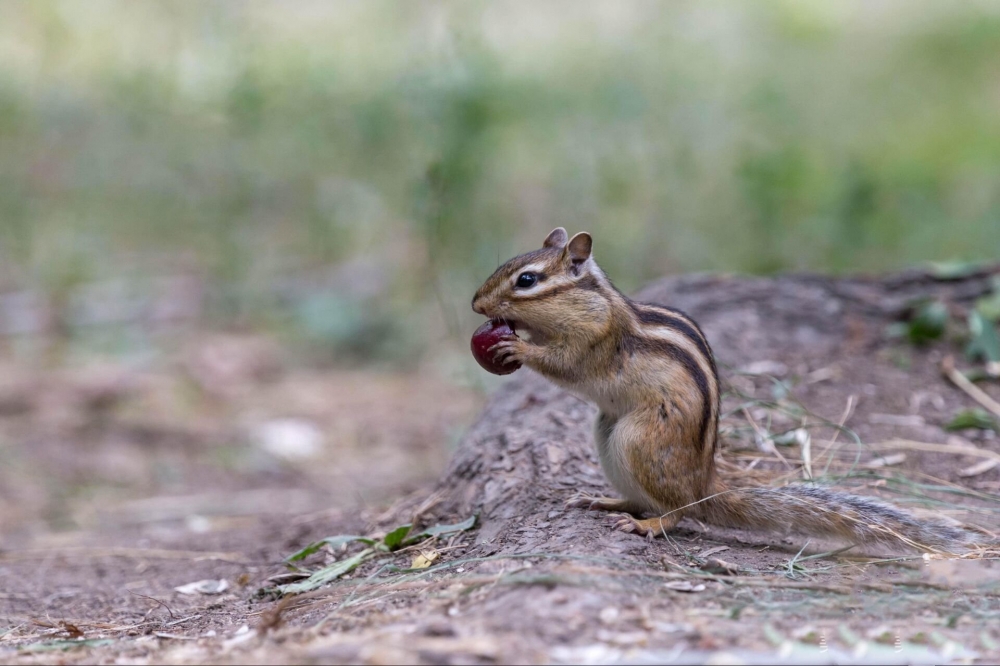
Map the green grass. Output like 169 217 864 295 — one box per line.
1 1 999 362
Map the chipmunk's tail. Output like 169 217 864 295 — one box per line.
697 479 983 552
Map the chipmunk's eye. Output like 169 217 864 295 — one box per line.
515 272 537 289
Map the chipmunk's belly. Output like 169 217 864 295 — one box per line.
593 411 657 511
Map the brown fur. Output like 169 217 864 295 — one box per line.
472 228 983 552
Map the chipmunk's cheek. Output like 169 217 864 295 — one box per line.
471 320 522 376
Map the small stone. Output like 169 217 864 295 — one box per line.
599 607 620 625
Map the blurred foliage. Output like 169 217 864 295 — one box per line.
890 299 950 346
968 310 1000 363
945 408 1000 433
1 1 999 364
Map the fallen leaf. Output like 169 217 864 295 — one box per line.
664 580 706 592
154 632 196 641
870 413 925 427
265 572 311 585
59 622 83 639
383 524 412 550
864 453 906 468
222 624 256 650
957 457 1000 478
397 515 479 549
771 429 810 447
277 548 374 595
174 579 229 595
254 418 323 461
284 535 376 563
415 515 477 540
700 558 740 576
699 545 730 559
410 550 439 569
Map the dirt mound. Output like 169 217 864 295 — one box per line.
3 268 999 664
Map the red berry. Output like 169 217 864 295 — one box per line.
471 320 521 375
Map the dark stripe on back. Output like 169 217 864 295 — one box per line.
629 302 713 369
623 332 715 451
661 305 713 349
631 302 720 409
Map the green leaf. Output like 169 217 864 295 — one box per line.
382 524 412 550
420 515 477 538
284 535 376 563
284 542 325 563
976 282 1000 323
927 261 984 280
277 548 374 595
21 639 115 652
404 515 478 545
945 408 999 432
967 310 1000 363
961 365 1000 382
906 300 948 345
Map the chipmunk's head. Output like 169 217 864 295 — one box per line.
471 228 614 342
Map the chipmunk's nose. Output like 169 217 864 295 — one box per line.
472 298 486 316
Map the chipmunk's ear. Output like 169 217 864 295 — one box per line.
566 232 592 270
542 227 568 249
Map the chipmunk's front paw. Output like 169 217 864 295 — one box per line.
488 338 531 367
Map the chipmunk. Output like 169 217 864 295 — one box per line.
471 227 984 552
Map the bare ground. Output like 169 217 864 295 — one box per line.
2 269 1000 665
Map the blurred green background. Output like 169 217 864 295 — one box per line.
2 0 999 371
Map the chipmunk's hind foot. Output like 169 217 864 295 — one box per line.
612 514 680 541
566 492 680 540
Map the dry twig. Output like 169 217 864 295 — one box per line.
941 355 1000 419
